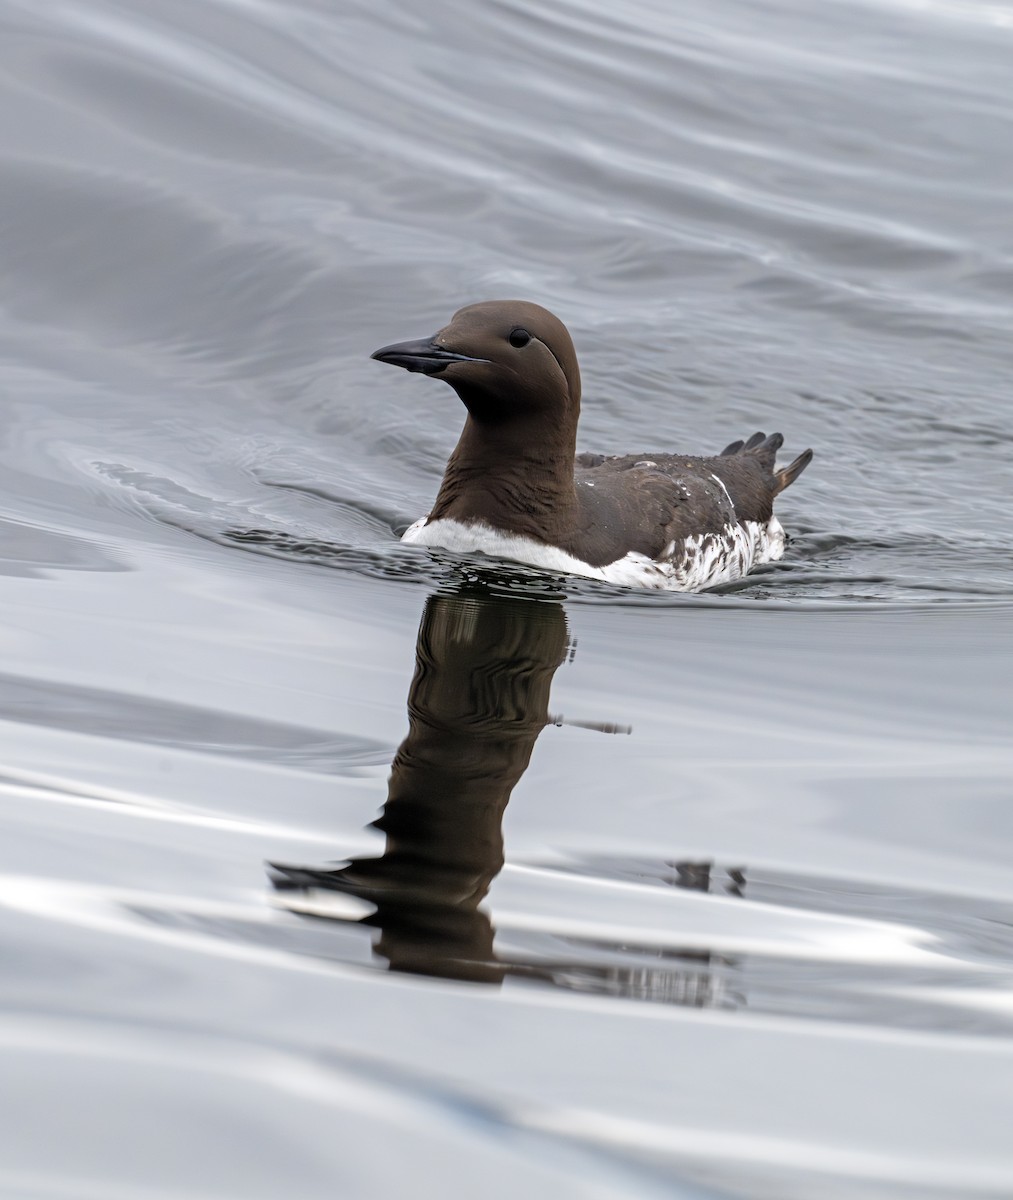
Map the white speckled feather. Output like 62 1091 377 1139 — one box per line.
402 515 785 592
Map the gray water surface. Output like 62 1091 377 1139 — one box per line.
0 0 1012 1196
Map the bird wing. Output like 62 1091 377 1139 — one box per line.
572 457 737 565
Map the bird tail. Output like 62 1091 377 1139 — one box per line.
774 448 813 495
720 430 782 471
720 432 813 494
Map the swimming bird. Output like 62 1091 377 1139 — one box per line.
371 300 812 590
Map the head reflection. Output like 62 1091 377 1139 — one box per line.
271 588 568 983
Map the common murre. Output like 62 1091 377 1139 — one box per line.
372 300 813 591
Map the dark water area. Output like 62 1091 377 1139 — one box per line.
1 0 1012 1196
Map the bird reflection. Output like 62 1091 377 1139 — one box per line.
270 586 749 1008
271 587 569 983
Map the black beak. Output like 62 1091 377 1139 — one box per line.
370 337 488 376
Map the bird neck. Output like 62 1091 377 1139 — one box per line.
428 411 579 543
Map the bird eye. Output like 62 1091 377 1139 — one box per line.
508 327 531 348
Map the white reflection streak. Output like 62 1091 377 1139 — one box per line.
0 768 332 843
0 1170 197 1200
0 875 350 976
494 906 954 968
0 1013 441 1122
880 0 1013 30
875 983 1013 1017
495 865 963 969
523 1108 1013 1192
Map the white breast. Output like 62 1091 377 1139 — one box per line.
401 515 785 592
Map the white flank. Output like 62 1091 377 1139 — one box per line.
402 515 786 592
